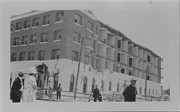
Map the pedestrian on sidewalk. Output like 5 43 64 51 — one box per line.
92 85 101 102
48 82 53 101
10 69 24 103
56 83 62 101
22 67 38 102
123 78 138 102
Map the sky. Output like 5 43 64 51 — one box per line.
1 0 179 90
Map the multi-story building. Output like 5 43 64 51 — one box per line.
10 10 162 97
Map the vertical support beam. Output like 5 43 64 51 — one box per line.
74 37 84 99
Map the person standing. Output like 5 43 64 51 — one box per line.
48 81 53 101
56 83 62 101
123 78 138 102
22 67 38 102
92 85 101 102
10 70 24 103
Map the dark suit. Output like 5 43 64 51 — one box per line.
123 84 137 102
92 88 101 102
10 77 22 102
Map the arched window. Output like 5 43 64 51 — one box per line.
69 75 75 92
117 83 119 92
139 87 142 94
101 80 104 91
83 77 87 93
156 89 157 95
109 81 112 91
91 78 95 92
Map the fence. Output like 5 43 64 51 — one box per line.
36 88 92 102
36 88 169 102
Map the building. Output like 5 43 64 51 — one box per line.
10 10 162 97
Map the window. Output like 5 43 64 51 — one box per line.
38 50 45 60
54 30 62 41
87 20 93 31
69 75 75 92
32 18 39 27
73 32 81 43
86 37 91 47
101 80 104 91
128 45 132 54
147 75 150 80
83 77 87 93
149 88 151 95
117 83 119 92
129 58 132 66
147 55 151 62
156 89 157 95
10 24 13 32
85 55 90 65
15 22 21 30
21 36 28 45
74 14 82 25
42 15 50 25
152 89 154 95
28 51 35 60
24 20 30 29
40 32 48 42
117 40 121 49
19 52 25 61
30 34 37 44
96 24 99 34
109 81 112 91
117 53 120 62
139 87 142 94
121 68 125 74
11 53 17 61
128 69 132 75
13 37 19 46
91 78 95 92
72 51 79 62
51 49 60 59
91 56 95 69
55 11 64 22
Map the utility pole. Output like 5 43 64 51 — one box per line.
74 37 84 99
145 66 148 97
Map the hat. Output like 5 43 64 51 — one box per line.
28 67 37 74
130 78 137 82
17 69 24 76
18 69 24 74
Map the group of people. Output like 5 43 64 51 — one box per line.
10 68 38 103
91 78 138 102
10 67 137 103
44 83 62 101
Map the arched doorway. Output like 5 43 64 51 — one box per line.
109 81 112 91
101 80 104 92
91 78 95 92
83 77 87 93
69 74 75 92
117 83 119 92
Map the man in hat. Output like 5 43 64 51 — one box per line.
10 69 24 102
56 83 62 101
92 85 101 102
123 78 138 102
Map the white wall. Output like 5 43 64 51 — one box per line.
10 59 161 96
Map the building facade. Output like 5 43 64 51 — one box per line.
10 10 162 97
